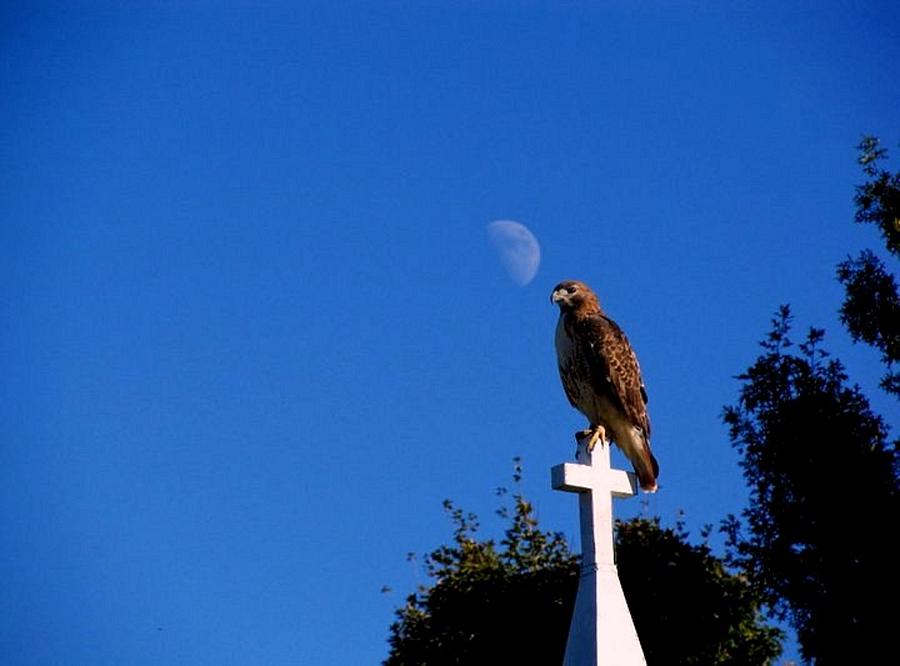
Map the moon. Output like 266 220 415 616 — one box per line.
486 220 541 286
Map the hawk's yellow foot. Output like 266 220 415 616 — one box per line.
575 425 606 454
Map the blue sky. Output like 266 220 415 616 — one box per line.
2 3 898 664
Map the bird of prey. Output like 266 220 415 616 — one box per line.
551 279 659 492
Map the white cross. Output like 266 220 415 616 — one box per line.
551 435 646 665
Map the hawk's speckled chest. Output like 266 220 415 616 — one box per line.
555 313 618 428
555 315 592 404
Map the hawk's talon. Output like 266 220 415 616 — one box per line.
574 425 607 456
587 424 607 452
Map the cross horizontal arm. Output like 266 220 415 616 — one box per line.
551 462 638 498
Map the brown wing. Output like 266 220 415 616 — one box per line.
581 314 651 438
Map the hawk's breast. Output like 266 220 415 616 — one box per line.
555 313 620 430
554 315 574 368
555 314 587 409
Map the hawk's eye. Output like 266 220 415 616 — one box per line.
566 286 576 294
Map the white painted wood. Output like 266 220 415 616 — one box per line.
551 436 646 666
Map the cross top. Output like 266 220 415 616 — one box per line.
552 437 638 567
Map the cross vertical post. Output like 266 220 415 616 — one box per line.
551 436 646 665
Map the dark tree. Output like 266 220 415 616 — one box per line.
384 463 578 666
618 518 782 666
836 136 900 396
723 307 900 663
385 462 781 665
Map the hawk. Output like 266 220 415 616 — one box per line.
551 279 659 492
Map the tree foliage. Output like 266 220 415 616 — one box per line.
837 136 900 396
852 136 900 254
385 461 781 665
723 307 900 663
384 460 577 666
618 518 782 665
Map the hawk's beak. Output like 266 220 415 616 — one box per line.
551 289 563 304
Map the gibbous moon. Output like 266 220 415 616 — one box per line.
486 220 541 286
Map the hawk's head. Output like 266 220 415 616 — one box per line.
551 280 601 314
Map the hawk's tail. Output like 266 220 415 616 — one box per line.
634 447 659 494
618 427 659 493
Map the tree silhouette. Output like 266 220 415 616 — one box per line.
617 517 782 666
837 136 900 397
384 461 577 666
723 307 900 663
